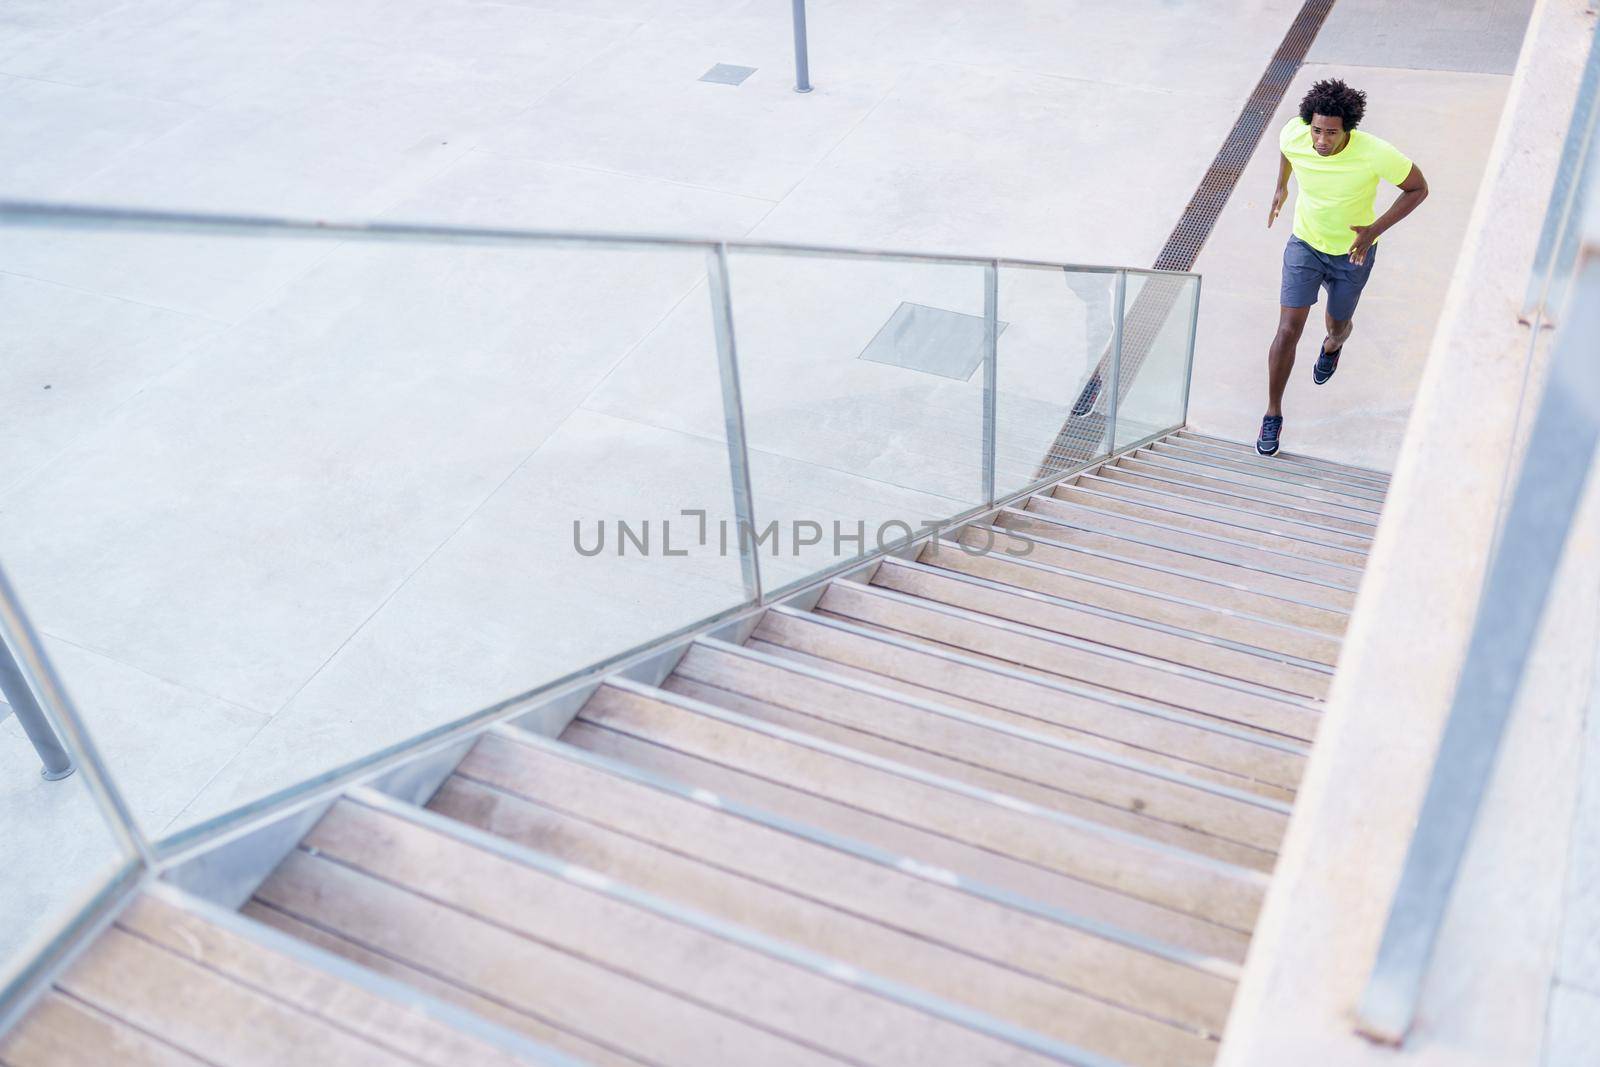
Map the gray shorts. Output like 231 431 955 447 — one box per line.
1280 235 1377 320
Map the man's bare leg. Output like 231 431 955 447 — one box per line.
1267 305 1311 418
1324 311 1353 354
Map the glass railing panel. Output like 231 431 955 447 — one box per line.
722 249 991 593
994 264 1121 496
1114 271 1200 452
0 635 136 997
0 202 1208 881
0 758 129 995
0 222 752 843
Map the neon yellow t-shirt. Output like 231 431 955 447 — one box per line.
1279 117 1413 255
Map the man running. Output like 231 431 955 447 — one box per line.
1258 78 1429 456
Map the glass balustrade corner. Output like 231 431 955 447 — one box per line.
0 200 1204 1014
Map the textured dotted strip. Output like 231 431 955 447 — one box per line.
1043 0 1340 475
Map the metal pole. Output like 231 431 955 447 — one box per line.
0 639 73 779
982 262 999 505
0 561 153 865
1104 271 1127 455
791 0 813 93
705 244 765 606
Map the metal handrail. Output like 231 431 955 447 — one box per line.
1356 171 1600 1045
0 199 1199 279
705 244 764 605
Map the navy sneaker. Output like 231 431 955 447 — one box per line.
1256 414 1284 456
1071 374 1102 417
1313 340 1341 385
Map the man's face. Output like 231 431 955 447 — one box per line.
1309 113 1347 155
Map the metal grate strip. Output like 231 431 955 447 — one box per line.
1037 0 1338 478
1154 0 1338 272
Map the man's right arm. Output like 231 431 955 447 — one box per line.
1269 152 1291 227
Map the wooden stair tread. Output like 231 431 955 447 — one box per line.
1021 494 1364 586
571 682 1268 931
904 547 1341 677
662 672 1279 872
52 926 412 1067
0 993 210 1067
123 892 535 1067
1124 450 1386 508
562 717 1254 962
1046 484 1369 567
1168 431 1391 486
436 735 1229 1064
1096 465 1381 533
819 581 1321 743
991 509 1357 611
667 642 1290 864
238 902 644 1067
750 609 1316 776
268 797 1083 1067
1114 455 1384 513
256 841 847 1067
742 632 1300 803
754 607 1317 776
1070 475 1375 551
953 524 1351 635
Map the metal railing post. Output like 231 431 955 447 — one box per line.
706 244 765 606
982 261 999 505
0 640 73 780
1104 270 1127 454
0 562 153 865
1180 274 1201 427
791 0 813 93
1519 26 1598 325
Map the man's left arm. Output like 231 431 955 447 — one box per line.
1349 164 1429 265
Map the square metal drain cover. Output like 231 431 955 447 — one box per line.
859 302 1008 381
700 64 757 85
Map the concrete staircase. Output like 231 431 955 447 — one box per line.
0 429 1388 1067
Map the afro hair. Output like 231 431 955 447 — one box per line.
1298 78 1367 131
